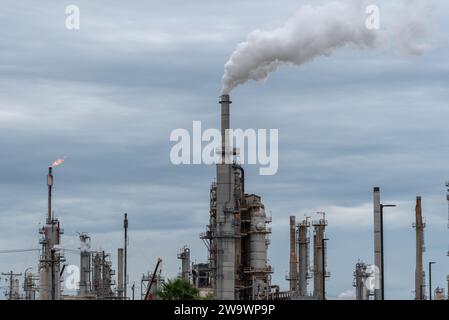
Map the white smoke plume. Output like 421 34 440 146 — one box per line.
221 0 433 94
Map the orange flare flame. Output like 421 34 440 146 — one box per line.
51 156 66 167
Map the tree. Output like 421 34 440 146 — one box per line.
157 278 200 300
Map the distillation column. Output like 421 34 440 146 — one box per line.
215 94 236 300
373 187 382 300
354 262 371 300
178 246 191 283
414 196 426 300
297 218 310 297
247 195 271 300
79 233 91 297
288 216 298 294
313 215 328 300
24 272 36 300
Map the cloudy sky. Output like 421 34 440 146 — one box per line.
0 0 448 299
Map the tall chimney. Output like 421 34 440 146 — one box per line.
373 187 382 300
47 167 53 222
215 94 236 300
414 196 425 300
219 94 232 164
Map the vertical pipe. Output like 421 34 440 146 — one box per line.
380 205 384 300
118 248 124 299
289 216 297 294
313 219 325 300
51 249 55 300
373 187 382 300
220 94 231 163
124 213 128 299
297 219 309 297
322 238 326 300
414 196 425 300
429 262 433 301
216 94 235 300
47 167 53 222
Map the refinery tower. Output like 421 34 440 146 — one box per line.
202 95 272 300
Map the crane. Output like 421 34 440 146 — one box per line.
144 258 162 300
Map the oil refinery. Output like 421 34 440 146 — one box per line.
1 94 449 301
1 0 448 304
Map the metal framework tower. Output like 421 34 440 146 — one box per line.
92 251 115 299
413 196 426 300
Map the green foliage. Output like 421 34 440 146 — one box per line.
157 278 200 300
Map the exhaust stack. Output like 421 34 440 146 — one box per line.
215 94 236 299
47 167 53 222
414 196 426 300
219 94 232 163
373 187 382 300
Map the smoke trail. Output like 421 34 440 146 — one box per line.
221 0 433 94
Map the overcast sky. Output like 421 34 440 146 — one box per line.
0 0 448 300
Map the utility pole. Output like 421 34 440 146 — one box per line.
124 213 128 300
1 271 22 300
380 203 396 300
429 262 435 300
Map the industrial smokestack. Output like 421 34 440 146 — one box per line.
219 94 232 164
414 196 426 300
47 167 53 222
216 95 236 299
373 187 382 300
